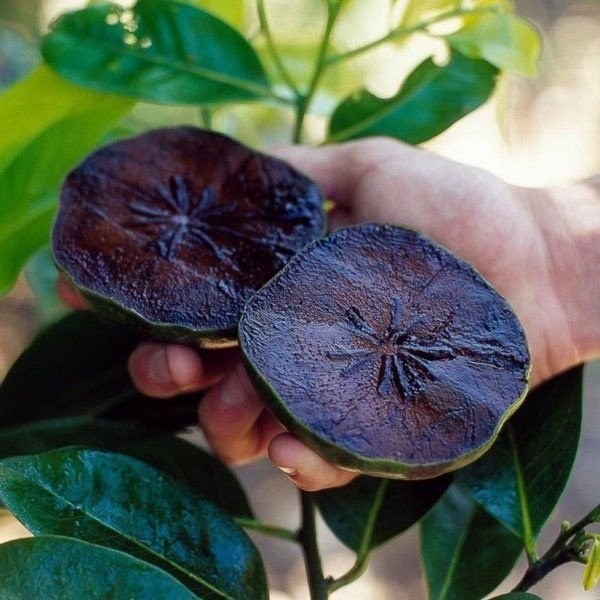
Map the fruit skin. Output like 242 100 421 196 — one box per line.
52 127 326 347
63 276 238 349
239 223 531 480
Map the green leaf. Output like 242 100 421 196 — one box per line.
328 50 498 143
0 536 198 599
0 66 104 168
187 0 246 28
0 417 252 518
583 537 600 591
421 484 523 600
448 12 541 76
42 0 271 105
100 391 199 431
315 474 450 552
0 66 132 296
0 311 199 430
489 594 542 600
0 447 267 599
457 367 583 552
0 312 141 426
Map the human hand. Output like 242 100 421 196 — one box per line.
60 138 600 491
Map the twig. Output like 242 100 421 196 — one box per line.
512 503 600 592
298 491 328 600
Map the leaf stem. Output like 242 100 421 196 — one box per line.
235 517 298 542
512 502 600 592
298 491 328 600
257 0 301 97
507 424 537 564
198 108 213 130
328 479 388 593
325 4 503 67
292 1 343 143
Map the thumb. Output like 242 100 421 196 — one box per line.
271 140 384 206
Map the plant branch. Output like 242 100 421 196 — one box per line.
328 479 388 593
257 0 302 97
512 503 600 592
544 507 599 559
513 545 581 592
326 4 504 67
298 491 328 600
235 517 298 542
292 1 343 143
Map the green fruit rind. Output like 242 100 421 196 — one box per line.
59 269 239 349
241 350 529 479
52 127 326 346
239 223 531 479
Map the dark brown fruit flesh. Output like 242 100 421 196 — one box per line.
52 127 325 347
239 224 531 479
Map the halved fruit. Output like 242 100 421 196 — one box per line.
52 127 325 347
239 223 531 479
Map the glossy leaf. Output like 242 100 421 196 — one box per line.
0 536 198 599
0 312 141 426
583 537 600 591
0 309 197 430
0 66 131 171
42 0 271 105
0 417 252 518
457 367 583 551
328 51 498 143
421 484 523 600
0 448 267 599
448 12 541 76
315 474 450 552
0 68 132 295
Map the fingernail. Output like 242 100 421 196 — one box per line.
276 465 297 477
147 346 172 386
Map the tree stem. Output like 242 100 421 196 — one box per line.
326 4 503 67
328 479 388 593
511 502 600 592
257 0 301 97
292 2 342 143
513 546 579 591
299 491 328 600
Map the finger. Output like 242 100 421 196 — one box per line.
128 342 238 398
56 276 88 310
198 363 285 465
268 433 357 491
273 141 386 205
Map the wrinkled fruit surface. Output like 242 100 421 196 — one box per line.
52 126 325 347
240 224 531 479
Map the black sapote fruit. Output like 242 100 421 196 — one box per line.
239 223 531 479
52 126 325 347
